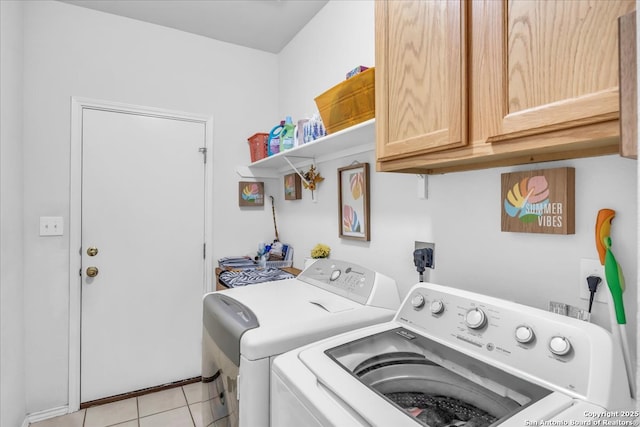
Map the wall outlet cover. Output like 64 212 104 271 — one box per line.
578 258 606 304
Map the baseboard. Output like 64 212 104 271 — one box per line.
80 376 201 409
23 377 202 425
26 405 69 424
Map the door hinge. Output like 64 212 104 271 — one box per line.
203 243 206 259
199 147 207 163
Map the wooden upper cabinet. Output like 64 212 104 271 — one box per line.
375 0 467 161
479 0 636 144
619 10 637 159
376 0 634 174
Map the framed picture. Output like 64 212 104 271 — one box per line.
238 181 264 206
338 163 370 241
284 173 302 200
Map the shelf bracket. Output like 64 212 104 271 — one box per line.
282 155 313 186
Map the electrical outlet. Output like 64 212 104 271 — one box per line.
579 258 606 304
414 241 435 268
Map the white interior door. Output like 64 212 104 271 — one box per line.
80 108 206 402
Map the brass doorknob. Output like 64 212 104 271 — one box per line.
87 246 99 257
86 266 99 277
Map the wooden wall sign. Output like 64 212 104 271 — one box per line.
501 167 575 234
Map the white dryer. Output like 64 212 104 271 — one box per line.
201 259 400 427
272 282 636 426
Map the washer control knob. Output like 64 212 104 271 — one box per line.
329 269 341 281
465 308 487 329
515 325 535 344
430 300 445 314
549 336 572 356
411 294 425 309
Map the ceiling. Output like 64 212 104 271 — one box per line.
60 0 329 53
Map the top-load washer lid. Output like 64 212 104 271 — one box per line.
323 327 552 427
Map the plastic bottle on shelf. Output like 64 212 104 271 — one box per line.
268 121 284 156
280 116 295 151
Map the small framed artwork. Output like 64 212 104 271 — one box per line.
238 181 264 206
284 173 302 200
501 167 575 234
338 163 370 241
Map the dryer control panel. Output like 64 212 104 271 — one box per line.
394 282 632 410
297 259 399 309
298 259 375 305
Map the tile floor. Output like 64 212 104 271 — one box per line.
30 383 204 427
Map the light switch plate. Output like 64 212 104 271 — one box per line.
40 216 64 236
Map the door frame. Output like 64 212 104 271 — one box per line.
68 97 214 411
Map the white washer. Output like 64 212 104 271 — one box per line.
272 282 636 426
201 259 400 427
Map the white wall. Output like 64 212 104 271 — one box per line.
278 0 374 118
21 0 278 412
277 0 638 373
0 1 27 425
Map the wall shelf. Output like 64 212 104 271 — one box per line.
236 119 375 178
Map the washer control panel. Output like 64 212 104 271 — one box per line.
395 282 622 399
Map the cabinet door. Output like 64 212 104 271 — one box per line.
376 0 467 161
619 10 637 159
479 0 635 144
